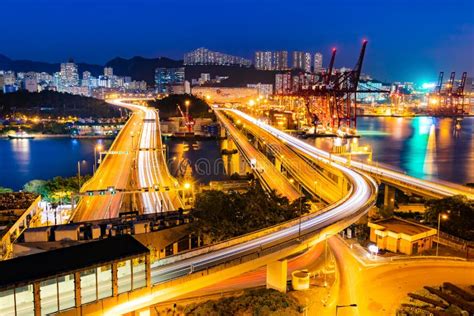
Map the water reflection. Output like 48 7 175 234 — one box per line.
10 139 31 174
312 117 474 185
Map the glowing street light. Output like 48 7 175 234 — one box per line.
94 144 103 174
436 212 449 256
77 160 87 189
183 182 191 190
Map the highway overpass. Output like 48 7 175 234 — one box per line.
72 99 183 222
47 99 375 315
223 109 474 201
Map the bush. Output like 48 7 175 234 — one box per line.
184 289 301 316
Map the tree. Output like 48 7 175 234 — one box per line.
22 176 90 203
0 187 13 193
424 195 474 241
190 184 310 243
23 179 50 198
148 94 214 120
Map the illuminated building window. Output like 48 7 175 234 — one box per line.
132 257 146 290
97 265 112 299
80 269 97 304
117 260 132 294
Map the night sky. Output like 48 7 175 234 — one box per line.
3 0 473 82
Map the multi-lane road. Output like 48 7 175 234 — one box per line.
72 105 142 221
222 110 346 204
215 110 300 201
72 99 182 222
224 108 474 199
148 111 376 285
136 104 183 213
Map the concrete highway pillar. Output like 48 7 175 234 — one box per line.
266 259 288 293
219 125 226 138
238 152 251 175
383 184 396 211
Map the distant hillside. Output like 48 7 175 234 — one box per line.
0 54 103 76
0 90 123 118
0 54 183 85
105 56 183 84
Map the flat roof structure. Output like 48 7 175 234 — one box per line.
0 234 149 289
370 217 433 236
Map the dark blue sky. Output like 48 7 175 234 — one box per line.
3 0 473 82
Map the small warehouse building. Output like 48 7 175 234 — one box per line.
368 217 437 255
0 235 150 316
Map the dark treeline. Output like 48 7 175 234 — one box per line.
148 94 214 120
0 91 123 118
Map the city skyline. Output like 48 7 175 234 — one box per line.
1 0 473 311
2 0 473 82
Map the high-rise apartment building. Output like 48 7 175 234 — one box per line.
59 61 79 89
184 48 251 67
275 73 292 94
155 67 185 93
292 52 311 72
3 71 16 85
255 51 273 70
23 72 38 93
104 67 113 77
314 52 323 73
255 51 288 70
82 71 91 87
273 51 288 70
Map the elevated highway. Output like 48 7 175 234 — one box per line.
57 99 376 315
66 101 472 315
72 99 182 222
72 104 142 221
108 99 183 213
97 101 377 315
224 109 474 200
218 110 348 205
216 109 300 201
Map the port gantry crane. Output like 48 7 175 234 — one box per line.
428 71 468 116
276 40 389 133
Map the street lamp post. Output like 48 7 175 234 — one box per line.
77 161 81 189
183 182 192 206
336 304 357 315
436 212 448 256
94 144 103 174
77 160 86 189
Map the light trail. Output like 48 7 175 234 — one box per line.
150 109 377 282
109 99 183 213
103 101 378 315
226 109 474 199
